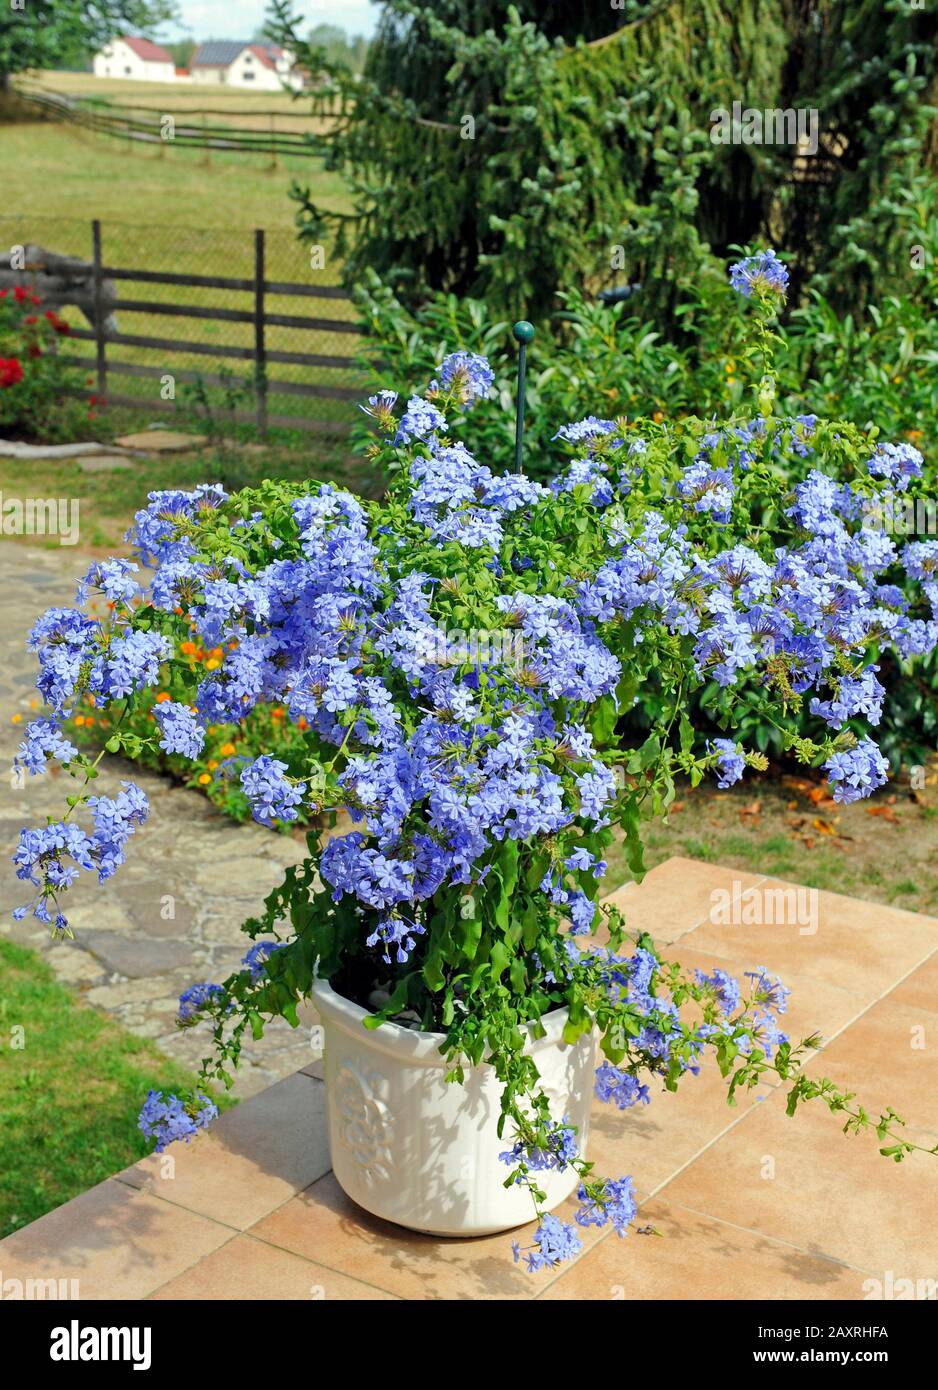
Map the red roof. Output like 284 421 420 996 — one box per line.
121 35 174 64
247 44 278 70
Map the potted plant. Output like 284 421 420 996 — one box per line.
13 254 938 1271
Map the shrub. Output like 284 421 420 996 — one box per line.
0 286 87 441
12 255 938 1268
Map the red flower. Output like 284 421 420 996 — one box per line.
0 357 24 387
29 294 40 307
24 314 38 325
0 289 7 299
13 286 27 304
28 343 42 358
45 309 70 335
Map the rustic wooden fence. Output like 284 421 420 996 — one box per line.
13 83 346 161
53 220 363 435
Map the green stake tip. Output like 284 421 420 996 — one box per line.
512 320 535 344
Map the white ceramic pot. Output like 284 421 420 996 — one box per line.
312 979 596 1237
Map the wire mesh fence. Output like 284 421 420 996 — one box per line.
0 215 365 436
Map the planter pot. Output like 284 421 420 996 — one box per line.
312 979 596 1237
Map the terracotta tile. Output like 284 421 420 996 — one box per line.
604 858 767 945
800 995 938 1130
585 1066 763 1199
0 1179 230 1300
887 952 938 1015
540 1198 862 1300
650 940 870 1050
119 1073 331 1229
249 1172 601 1300
659 1089 938 1278
151 1233 396 1300
584 940 870 1199
683 878 938 1003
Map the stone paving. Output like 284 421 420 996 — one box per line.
0 856 935 1300
0 542 318 1096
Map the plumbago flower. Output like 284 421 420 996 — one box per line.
12 325 938 1269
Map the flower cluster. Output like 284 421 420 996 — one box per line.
12 260 938 1268
729 248 790 299
138 1090 218 1153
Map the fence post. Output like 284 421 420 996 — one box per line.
254 228 267 438
91 219 107 401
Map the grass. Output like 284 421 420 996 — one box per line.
0 937 230 1237
0 436 381 552
2 104 353 228
604 770 938 916
0 112 363 438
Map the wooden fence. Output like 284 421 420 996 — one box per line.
64 221 362 435
13 83 346 160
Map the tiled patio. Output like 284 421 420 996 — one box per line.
2 856 936 1300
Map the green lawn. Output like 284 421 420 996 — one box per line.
0 437 380 552
1 111 353 230
1 110 362 438
0 937 230 1237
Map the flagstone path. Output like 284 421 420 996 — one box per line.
0 542 317 1096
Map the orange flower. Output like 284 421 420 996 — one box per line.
180 641 198 657
297 716 308 731
11 713 23 724
73 714 85 726
219 742 236 757
205 658 221 671
198 773 211 785
207 760 219 771
155 692 172 703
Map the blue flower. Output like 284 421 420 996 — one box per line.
824 737 889 804
710 737 746 789
513 1214 583 1272
138 1090 218 1153
729 249 789 299
434 351 494 407
153 700 205 758
394 395 447 446
239 755 306 827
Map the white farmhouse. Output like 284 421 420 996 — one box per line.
190 40 303 91
93 36 176 83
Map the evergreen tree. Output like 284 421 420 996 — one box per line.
267 0 937 320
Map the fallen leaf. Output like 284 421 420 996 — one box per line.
812 817 837 836
740 800 762 817
865 805 900 824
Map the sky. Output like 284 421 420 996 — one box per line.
162 1 382 41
